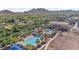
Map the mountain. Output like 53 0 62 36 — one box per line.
0 10 14 14
24 8 79 15
0 9 79 15
24 8 50 13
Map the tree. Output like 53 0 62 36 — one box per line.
25 44 33 50
10 35 16 43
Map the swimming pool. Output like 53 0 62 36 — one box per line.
21 36 41 46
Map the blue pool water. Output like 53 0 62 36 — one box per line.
21 36 41 46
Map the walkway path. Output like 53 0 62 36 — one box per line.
37 44 46 50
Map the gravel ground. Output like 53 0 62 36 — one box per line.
47 32 79 50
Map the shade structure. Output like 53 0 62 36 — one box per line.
9 44 23 50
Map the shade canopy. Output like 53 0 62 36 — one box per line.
9 44 23 50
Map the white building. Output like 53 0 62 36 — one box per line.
71 22 79 32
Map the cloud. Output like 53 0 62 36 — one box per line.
0 0 79 12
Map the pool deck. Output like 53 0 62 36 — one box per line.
24 35 34 40
16 35 33 44
16 35 42 47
